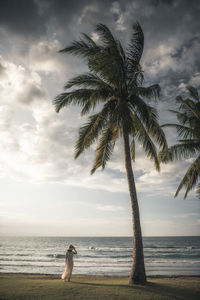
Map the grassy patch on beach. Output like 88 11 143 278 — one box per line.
0 274 199 300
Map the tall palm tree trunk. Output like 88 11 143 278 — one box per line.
123 130 146 284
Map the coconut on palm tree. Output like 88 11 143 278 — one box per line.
160 86 200 199
54 23 168 284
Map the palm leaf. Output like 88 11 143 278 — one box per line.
91 127 115 174
186 85 199 102
75 101 114 158
196 183 200 198
64 73 113 92
129 95 157 125
133 113 160 171
168 109 188 125
167 143 199 161
175 156 200 198
127 22 144 72
136 84 160 100
161 123 195 139
54 88 110 113
95 23 117 48
59 40 99 58
176 96 200 120
81 33 97 47
130 138 136 161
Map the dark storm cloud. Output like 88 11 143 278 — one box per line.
0 0 199 92
0 0 46 38
0 0 116 41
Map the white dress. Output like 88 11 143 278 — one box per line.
61 250 76 280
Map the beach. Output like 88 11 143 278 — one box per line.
0 273 199 300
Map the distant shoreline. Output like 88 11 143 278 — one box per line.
1 235 200 238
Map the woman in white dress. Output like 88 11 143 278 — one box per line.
61 244 77 282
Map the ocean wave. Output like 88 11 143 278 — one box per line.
144 246 197 249
0 258 55 263
88 247 132 251
144 254 200 259
145 259 200 264
78 254 131 259
47 254 65 258
0 263 61 268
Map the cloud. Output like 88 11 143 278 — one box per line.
96 205 124 212
172 213 200 219
77 5 98 25
0 213 132 236
110 1 127 31
0 0 46 38
27 39 64 73
142 218 200 236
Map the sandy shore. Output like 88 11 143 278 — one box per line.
0 273 199 299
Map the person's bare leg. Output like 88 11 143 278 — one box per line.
68 277 70 282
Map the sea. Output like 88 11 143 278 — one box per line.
0 236 200 276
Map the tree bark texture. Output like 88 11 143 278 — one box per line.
123 130 146 284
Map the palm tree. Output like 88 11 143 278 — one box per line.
161 86 200 198
54 23 168 284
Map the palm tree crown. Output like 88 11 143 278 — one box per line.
161 86 200 198
54 23 168 172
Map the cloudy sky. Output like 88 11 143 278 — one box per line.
0 0 199 237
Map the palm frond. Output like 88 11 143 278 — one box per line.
88 52 125 88
75 114 103 159
95 23 117 48
64 73 113 92
167 143 199 161
130 138 135 161
127 22 144 72
161 123 195 139
196 183 200 198
129 96 157 125
186 85 199 102
168 109 188 125
80 100 93 116
175 156 200 198
127 64 144 88
148 118 169 154
59 39 101 59
91 127 115 174
81 33 97 47
136 84 160 100
54 88 110 113
129 97 168 156
75 100 115 158
176 96 200 120
133 113 160 171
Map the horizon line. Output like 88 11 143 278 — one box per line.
0 235 200 238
